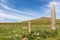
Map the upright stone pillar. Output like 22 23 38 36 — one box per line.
51 3 56 31
28 20 31 33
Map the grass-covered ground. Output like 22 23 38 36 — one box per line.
0 17 60 40
0 23 60 40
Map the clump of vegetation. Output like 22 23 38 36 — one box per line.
49 30 58 37
22 29 58 40
22 33 34 40
57 39 60 40
40 30 49 39
0 23 59 40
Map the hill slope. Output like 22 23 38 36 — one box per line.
21 17 60 25
0 17 60 25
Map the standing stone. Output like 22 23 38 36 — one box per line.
51 3 56 31
28 20 31 33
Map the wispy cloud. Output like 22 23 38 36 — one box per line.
0 12 37 22
0 1 41 22
0 17 5 21
0 0 60 22
0 3 40 17
42 0 60 19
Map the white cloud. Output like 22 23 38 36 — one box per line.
0 12 37 22
0 17 5 21
0 0 60 22
0 2 41 22
38 0 60 19
49 1 60 13
0 3 40 17
43 0 60 19
0 12 22 20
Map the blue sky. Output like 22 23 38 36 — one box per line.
0 0 60 22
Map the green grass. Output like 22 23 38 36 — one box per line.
0 23 60 40
0 17 60 40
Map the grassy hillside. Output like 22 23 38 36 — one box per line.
21 17 60 25
0 17 60 24
0 17 60 40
